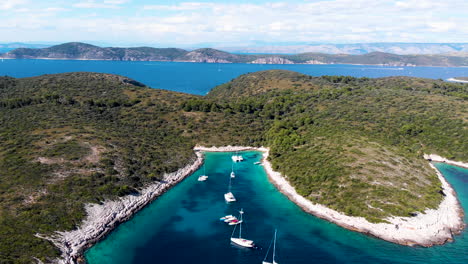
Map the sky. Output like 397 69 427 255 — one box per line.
0 0 467 46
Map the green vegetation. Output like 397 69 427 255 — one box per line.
0 70 466 262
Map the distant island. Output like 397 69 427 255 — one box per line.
0 70 467 262
2 42 468 67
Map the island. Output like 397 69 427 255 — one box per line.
0 70 466 263
1 42 468 67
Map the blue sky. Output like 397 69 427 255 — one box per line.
1 0 467 46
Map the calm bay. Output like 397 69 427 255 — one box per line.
85 152 468 264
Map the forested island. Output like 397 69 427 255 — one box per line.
0 70 467 263
1 42 468 66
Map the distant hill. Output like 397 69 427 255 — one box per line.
0 42 50 49
219 42 468 55
2 42 468 66
1 42 187 61
0 42 50 53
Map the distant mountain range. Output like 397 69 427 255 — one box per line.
0 42 50 54
0 42 50 49
2 42 468 66
218 43 468 55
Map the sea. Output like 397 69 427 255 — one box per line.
0 59 467 95
1 60 466 263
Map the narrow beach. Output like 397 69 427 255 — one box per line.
446 78 468 83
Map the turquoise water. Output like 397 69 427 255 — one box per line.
1 59 467 95
85 152 468 264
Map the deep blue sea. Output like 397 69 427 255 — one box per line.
85 152 468 264
0 59 467 95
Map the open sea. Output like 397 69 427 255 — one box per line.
0 59 467 95
84 152 468 264
1 60 466 263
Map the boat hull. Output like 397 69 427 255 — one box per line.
197 175 208 181
230 237 254 248
224 192 236 202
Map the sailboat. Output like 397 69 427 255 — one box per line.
230 209 255 248
198 162 208 181
263 229 279 264
224 174 236 202
230 162 235 178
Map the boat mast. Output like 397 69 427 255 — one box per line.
239 209 243 238
273 229 277 262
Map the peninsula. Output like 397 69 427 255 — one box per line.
0 70 466 262
1 42 468 67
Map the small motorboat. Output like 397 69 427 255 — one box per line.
220 215 235 221
198 175 208 181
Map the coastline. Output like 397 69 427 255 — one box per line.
263 149 465 247
40 152 204 264
0 57 466 67
197 146 465 247
424 154 468 169
446 78 468 83
42 146 466 263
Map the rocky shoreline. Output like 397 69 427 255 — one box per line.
262 149 465 247
40 152 204 264
196 146 465 247
424 154 468 169
42 146 466 263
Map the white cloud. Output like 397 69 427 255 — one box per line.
0 0 28 10
73 0 121 9
395 0 444 10
143 2 212 11
428 21 456 32
43 7 69 12
104 0 129 4
2 0 468 44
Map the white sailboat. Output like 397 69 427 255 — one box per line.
224 174 236 202
230 209 255 248
230 162 235 178
263 229 279 264
198 162 208 181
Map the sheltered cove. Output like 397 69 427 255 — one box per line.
195 146 465 247
44 146 465 263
